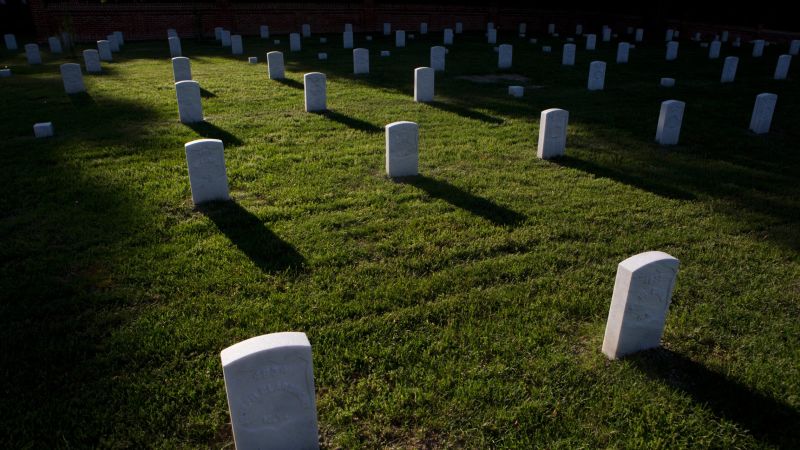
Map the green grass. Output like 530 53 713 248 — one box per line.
1 31 799 448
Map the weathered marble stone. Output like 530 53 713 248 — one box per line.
548 23 555 34
96 40 112 61
267 51 285 79
635 28 644 42
380 50 390 57
83 49 101 73
655 100 685 145
749 93 777 134
385 121 419 177
562 43 576 65
396 30 406 47
774 54 791 80
318 53 327 60
444 28 454 45
353 48 369 74
660 77 676 87
537 108 569 159
172 57 192 82
221 332 319 450
752 39 765 57
487 29 497 44
790 39 800 56
665 41 679 61
616 42 630 63
414 67 434 102
430 46 445 71
4 33 17 50
230 35 243 55
290 33 301 52
508 85 524 97
107 34 120 52
383 23 391 36
585 33 596 50
575 24 583 35
498 44 512 69
0 69 11 77
248 57 258 64
215 27 223 40
33 122 54 138
185 139 229 204
420 22 428 35
587 61 606 91
25 43 41 65
48 36 62 53
302 24 311 38
221 30 231 47
602 251 680 360
175 80 203 124
455 22 463 34
168 36 182 57
60 63 85 94
709 40 721 59
260 25 269 39
343 31 354 49
304 72 326 112
721 56 738 83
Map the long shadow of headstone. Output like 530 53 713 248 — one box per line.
185 121 244 146
316 109 382 133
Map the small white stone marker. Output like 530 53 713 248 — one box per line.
396 30 406 48
601 251 680 360
414 67 434 102
320 37 327 44
542 46 552 53
290 33 301 52
721 56 738 83
221 30 231 47
790 39 800 56
34 122 54 138
385 121 419 177
655 100 685 145
665 29 674 41
665 41 679 61
587 61 606 91
175 80 204 124
231 35 243 55
248 57 258 64
519 23 527 34
343 31 354 49
4 33 17 50
508 86 524 97
575 24 583 35
353 48 369 74
548 23 556 34
172 57 192 82
586 33 597 50
420 22 428 35
302 24 311 38
214 27 223 40
488 29 497 44
444 28 454 46
185 139 230 204
25 43 41 65
721 30 729 42
83 49 101 73
273 39 281 45
602 27 612 42
260 25 269 39
221 332 319 450
455 22 463 34
562 43 576 65
48 36 62 53
635 28 644 42
383 23 391 36
660 77 675 87
774 54 791 80
752 39 765 57
617 42 630 63
749 93 777 134
267 51 285 79
430 46 445 71
709 40 721 59
380 50 390 57
733 37 741 48
304 72 327 112
107 34 120 52
60 63 85 94
318 53 327 60
168 36 182 58
0 69 10 77
498 44 512 69
537 108 569 159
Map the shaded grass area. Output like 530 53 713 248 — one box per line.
0 30 799 448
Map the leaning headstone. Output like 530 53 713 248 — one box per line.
48 36 62 54
318 53 327 60
353 48 369 74
585 33 597 50
537 108 569 159
790 39 800 56
443 28 454 46
0 69 11 77
562 43 576 65
487 29 497 44
655 100 685 145
635 28 644 42
430 46 445 71
172 56 192 82
185 139 230 204
302 24 311 38
455 22 463 34
383 23 391 36
304 72 326 112
749 93 777 134
576 24 583 35
721 56 738 83
221 30 232 47
175 80 203 124
660 77 676 87
617 42 630 63
498 44 512 69
60 63 85 94
260 25 269 39
508 85 524 97
587 61 606 91
231 35 243 55
420 22 428 35
214 27 223 41
665 41 679 61
98 40 113 61
83 49 101 73
343 31 354 49
601 251 680 360
774 54 791 80
709 40 721 59
4 33 17 50
752 39 765 57
107 34 120 52
267 51 285 79
34 122 54 138
221 332 319 450
290 33 301 52
396 30 406 48
385 121 419 177
414 67 434 102
25 44 41 65
248 57 258 64
168 36 182 58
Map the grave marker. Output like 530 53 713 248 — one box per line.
385 121 419 177
537 108 569 159
185 139 230 204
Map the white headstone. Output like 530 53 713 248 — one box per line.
260 25 269 39
215 27 223 40
430 46 445 71
420 22 428 35
172 57 192 82
83 49 101 73
508 85 524 97
168 36 182 58
602 27 612 42
721 56 738 83
0 69 11 77
575 24 583 35
655 100 685 145
749 93 777 134
732 37 741 48
587 61 606 91
385 121 419 177
267 51 285 79
537 109 569 159
443 28 454 46
617 42 630 63
60 63 85 94
562 43 576 65
353 48 369 74
665 41 679 61
317 52 327 60
487 29 497 44
4 33 17 50
231 35 243 55
33 122 54 138
221 332 319 450
519 23 527 34
221 30 232 47
380 50 390 57
290 33 301 52
660 77 676 87
48 36 62 53
542 46 552 53
752 39 765 57
107 34 120 52
790 39 800 56
167 28 178 38
25 43 41 65
396 30 406 48
302 24 311 38
248 57 258 64
498 44 512 69
175 80 203 124
709 40 721 59
585 34 596 50
455 22 463 34
635 28 644 42
774 54 791 80
185 139 230 204
343 31 354 49
665 29 674 41
414 67 434 102
721 30 729 42
114 31 124 46
548 23 556 34
304 72 326 112
601 251 680 360
383 23 391 36
96 40 112 61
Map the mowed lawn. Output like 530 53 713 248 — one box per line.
1 31 799 448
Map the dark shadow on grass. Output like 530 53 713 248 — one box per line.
317 109 382 133
67 91 96 106
185 121 243 146
199 87 216 98
275 78 304 89
197 201 305 273
397 175 525 227
629 348 800 448
427 100 504 125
